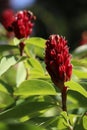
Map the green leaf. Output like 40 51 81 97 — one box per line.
0 57 17 76
0 45 18 54
65 80 87 98
61 112 77 127
72 58 87 67
34 47 44 59
73 69 87 79
0 82 8 94
0 79 13 94
0 91 14 109
83 115 87 129
14 79 56 97
25 37 46 48
16 62 26 86
2 66 17 89
68 90 87 108
29 71 50 79
9 123 45 130
74 116 84 130
28 70 44 79
79 81 87 91
0 100 53 120
26 58 48 79
0 122 45 130
27 58 44 73
13 37 20 45
37 116 59 128
25 37 46 58
57 116 68 130
27 58 45 79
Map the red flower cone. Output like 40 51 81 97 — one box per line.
0 9 15 31
45 34 72 111
45 34 72 89
12 10 36 39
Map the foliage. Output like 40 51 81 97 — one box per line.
0 23 87 130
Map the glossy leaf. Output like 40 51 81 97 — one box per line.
0 91 14 109
25 37 46 58
0 82 8 94
65 80 87 98
0 122 45 130
0 57 17 76
0 100 53 120
68 90 87 108
27 58 44 73
27 58 45 79
13 37 20 45
2 66 17 89
73 69 87 79
14 79 56 97
0 45 18 54
72 58 87 67
16 62 26 86
83 115 87 129
25 37 46 48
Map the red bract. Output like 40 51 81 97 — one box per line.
0 9 15 31
45 35 72 88
12 10 36 39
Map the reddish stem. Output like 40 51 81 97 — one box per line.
19 42 25 56
61 86 67 111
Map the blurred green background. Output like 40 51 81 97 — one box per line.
0 0 87 50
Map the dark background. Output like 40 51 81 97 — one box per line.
0 0 87 50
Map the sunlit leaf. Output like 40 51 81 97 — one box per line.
14 79 56 97
13 37 20 45
0 122 45 130
72 58 87 67
0 81 9 94
25 37 46 58
0 91 14 109
65 80 87 98
0 100 53 120
16 62 26 86
83 115 87 129
27 58 44 73
73 69 87 79
0 57 17 76
25 37 46 48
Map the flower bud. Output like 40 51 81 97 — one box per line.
45 35 72 89
12 10 36 39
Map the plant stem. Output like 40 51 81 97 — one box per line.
19 42 25 56
61 86 67 111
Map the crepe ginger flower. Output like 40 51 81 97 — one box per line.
1 10 36 39
1 9 15 31
45 34 72 90
12 10 36 39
